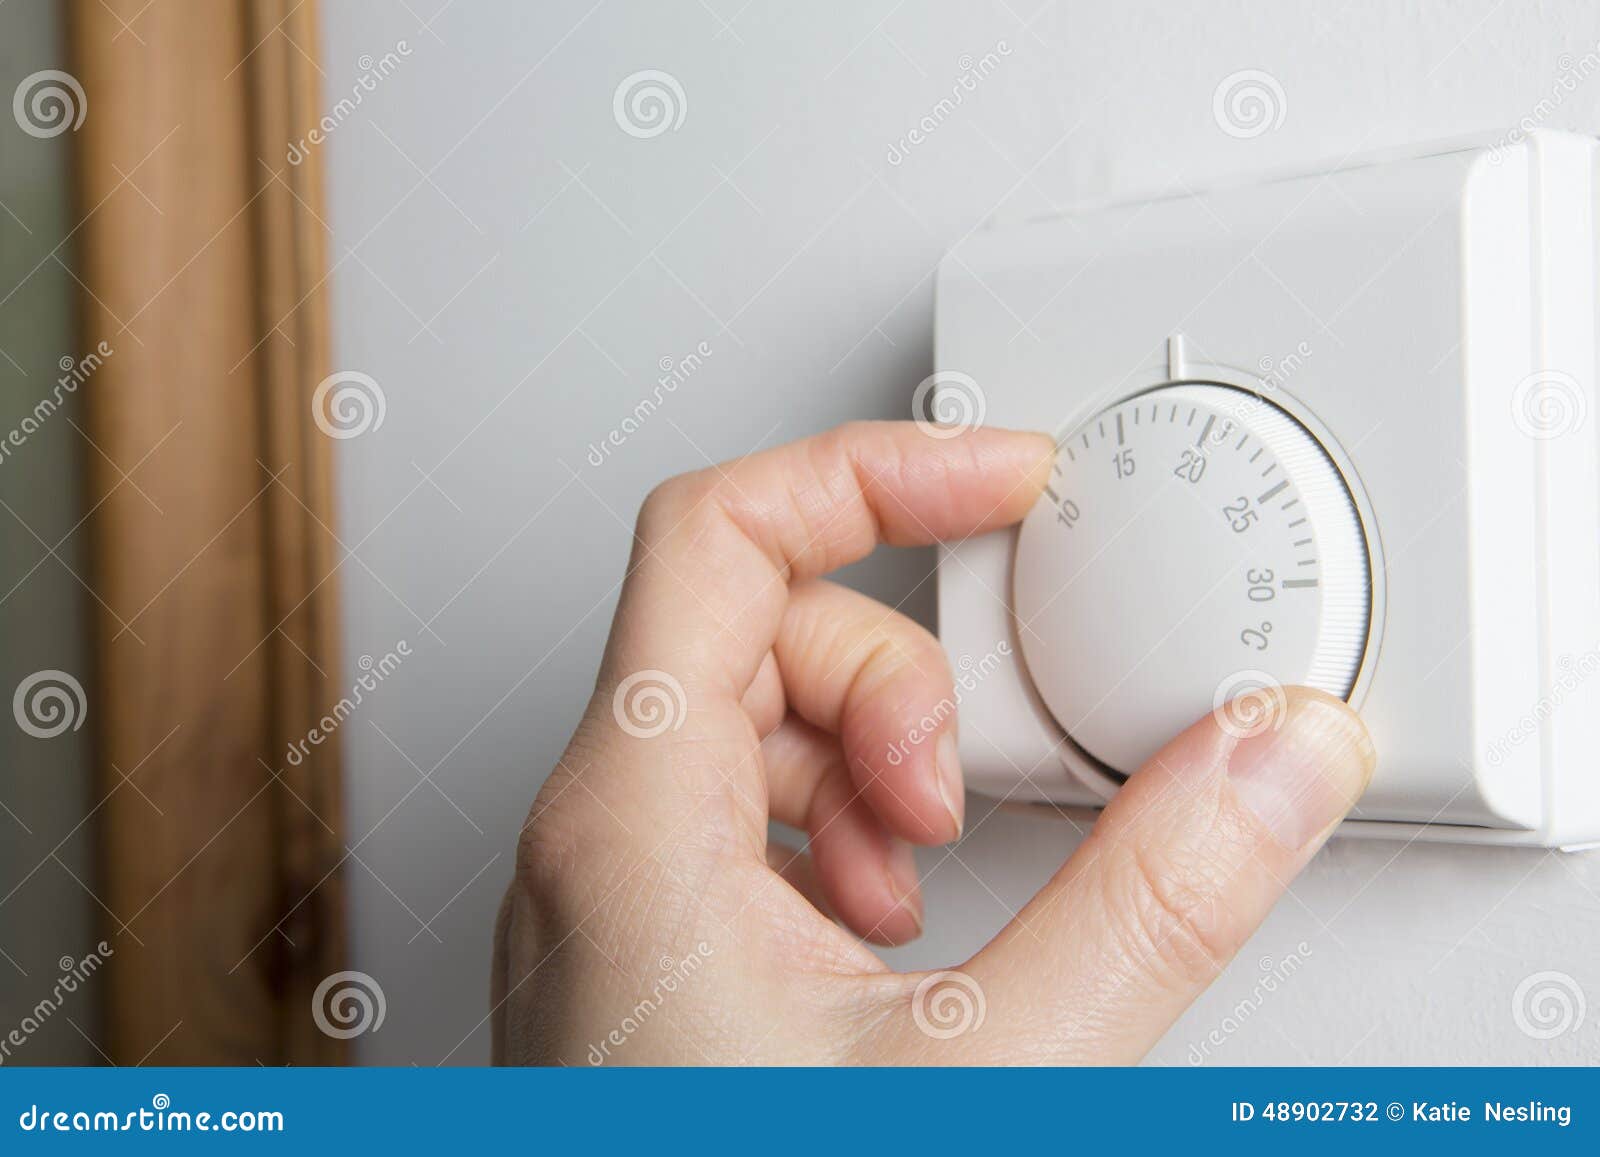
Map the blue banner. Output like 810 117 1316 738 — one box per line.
0 1067 1593 1151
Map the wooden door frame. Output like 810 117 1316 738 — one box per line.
69 0 346 1064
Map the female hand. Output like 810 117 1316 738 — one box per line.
491 421 1374 1064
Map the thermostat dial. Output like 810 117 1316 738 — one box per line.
1012 383 1371 775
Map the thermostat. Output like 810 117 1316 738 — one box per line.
934 129 1600 848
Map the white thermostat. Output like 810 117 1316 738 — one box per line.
935 129 1600 849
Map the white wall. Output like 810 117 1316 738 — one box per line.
321 0 1600 1064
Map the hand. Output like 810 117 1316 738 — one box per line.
490 421 1374 1064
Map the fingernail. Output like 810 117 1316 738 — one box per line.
1226 690 1375 850
934 730 965 840
886 841 924 935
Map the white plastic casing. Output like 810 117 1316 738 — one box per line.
935 130 1600 849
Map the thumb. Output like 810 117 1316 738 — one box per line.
900 686 1374 1063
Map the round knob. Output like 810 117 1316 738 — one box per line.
1012 382 1371 776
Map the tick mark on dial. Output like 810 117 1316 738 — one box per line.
1249 448 1263 463
1260 463 1278 477
1287 517 1307 528
1196 414 1215 447
1257 479 1288 503
1281 498 1300 511
1282 578 1318 589
1116 412 1125 445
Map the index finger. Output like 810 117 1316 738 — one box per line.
591 421 1052 839
613 421 1052 689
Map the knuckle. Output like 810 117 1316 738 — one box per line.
514 802 583 909
1106 842 1235 992
804 426 888 553
854 627 950 717
897 620 951 681
513 746 611 916
850 632 909 701
637 472 716 542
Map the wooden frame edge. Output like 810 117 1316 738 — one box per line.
68 0 346 1065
